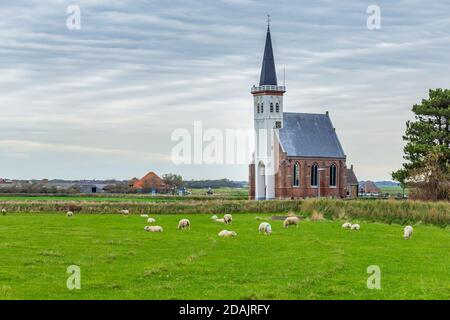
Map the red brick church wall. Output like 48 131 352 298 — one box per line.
249 149 348 200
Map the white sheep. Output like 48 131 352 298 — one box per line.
140 214 149 218
120 209 129 215
283 216 300 228
215 218 225 223
218 230 237 237
259 222 272 235
144 226 163 232
178 218 190 230
404 225 413 239
66 211 74 217
351 224 360 230
1 208 6 215
341 222 352 229
210 215 218 220
147 217 156 223
223 214 233 225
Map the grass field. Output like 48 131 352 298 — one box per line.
1 213 449 299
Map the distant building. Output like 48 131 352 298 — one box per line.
359 181 381 194
133 172 166 193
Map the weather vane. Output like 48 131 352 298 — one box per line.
267 14 271 29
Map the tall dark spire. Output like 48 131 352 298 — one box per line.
259 16 278 86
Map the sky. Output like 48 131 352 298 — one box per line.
0 0 449 181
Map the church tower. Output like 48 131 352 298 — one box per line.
251 20 285 200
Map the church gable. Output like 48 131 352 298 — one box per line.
279 112 346 159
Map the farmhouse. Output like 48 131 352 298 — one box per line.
249 23 357 199
132 171 166 193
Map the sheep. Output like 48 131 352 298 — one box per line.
147 217 156 223
120 209 129 215
66 211 74 217
178 218 190 230
283 216 300 228
218 230 237 237
258 222 272 235
223 214 233 225
351 224 360 231
210 215 218 220
404 225 413 239
1 208 6 215
341 222 352 229
144 226 163 232
140 214 149 218
215 218 225 223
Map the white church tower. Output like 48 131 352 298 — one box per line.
251 20 285 200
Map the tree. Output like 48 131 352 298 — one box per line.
392 88 450 200
162 174 184 194
407 148 450 201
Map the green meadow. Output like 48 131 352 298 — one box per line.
0 213 449 299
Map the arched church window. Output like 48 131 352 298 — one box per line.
261 103 264 113
330 163 337 187
276 103 279 112
257 104 260 113
311 163 318 186
270 103 274 113
293 162 300 186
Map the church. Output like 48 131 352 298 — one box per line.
249 23 358 200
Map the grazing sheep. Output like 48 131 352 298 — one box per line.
351 224 360 231
342 222 352 229
120 209 129 215
210 215 218 220
147 217 156 223
215 218 225 223
178 218 190 230
404 225 413 239
223 214 233 225
144 226 163 232
259 222 272 235
1 208 6 215
218 230 237 237
140 214 149 218
283 216 300 228
66 211 74 217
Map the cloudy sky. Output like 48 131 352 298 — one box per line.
0 0 449 181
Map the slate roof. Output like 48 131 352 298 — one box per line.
346 166 359 185
259 26 278 86
279 112 346 159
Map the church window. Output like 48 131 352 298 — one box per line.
270 103 274 113
330 163 337 187
261 103 264 113
293 162 300 186
311 163 318 186
257 104 260 113
276 103 279 112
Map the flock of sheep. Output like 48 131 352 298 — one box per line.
1 207 414 239
341 221 414 239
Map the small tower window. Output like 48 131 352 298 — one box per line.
261 103 264 113
276 103 279 113
257 104 260 113
270 103 274 113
